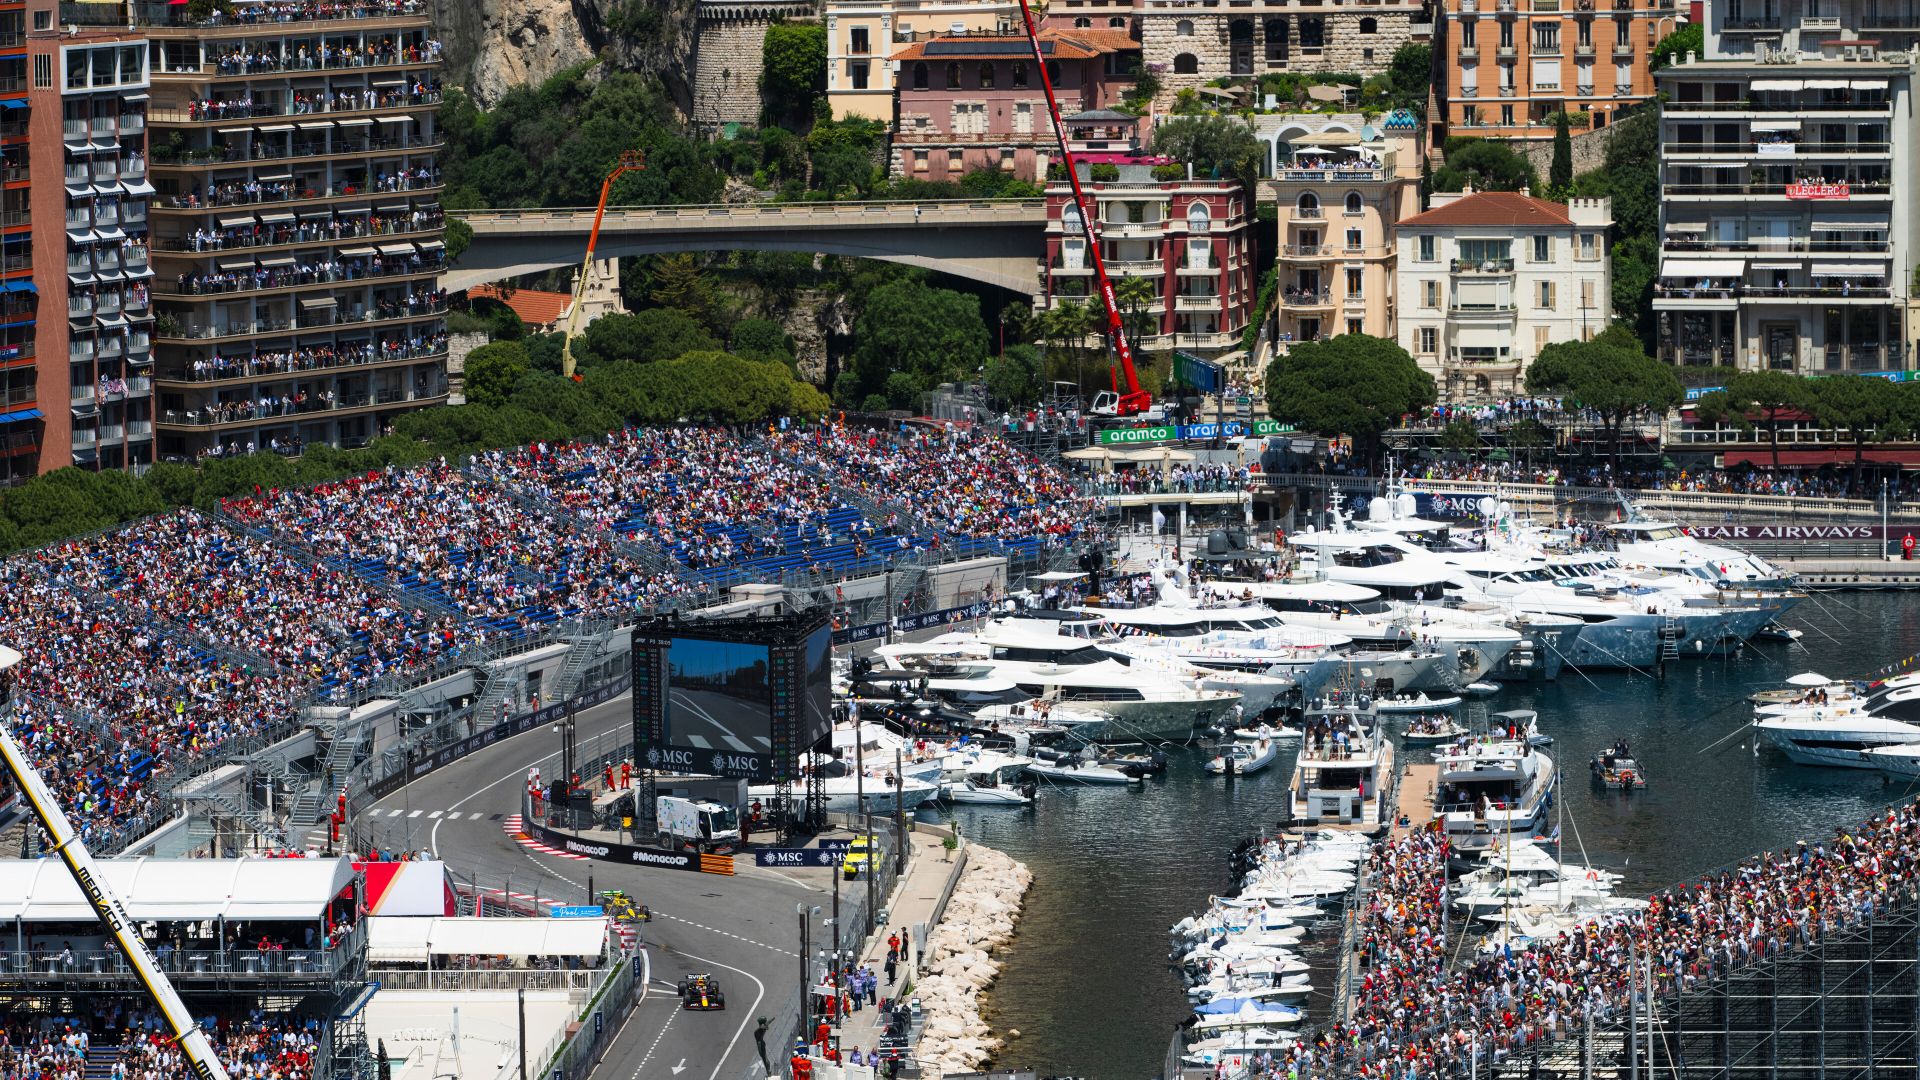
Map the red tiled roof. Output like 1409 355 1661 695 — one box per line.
892 33 1103 62
468 284 571 328
1397 190 1574 228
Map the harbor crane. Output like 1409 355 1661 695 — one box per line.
559 150 647 379
0 645 232 1080
1013 0 1152 416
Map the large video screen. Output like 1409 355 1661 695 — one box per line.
801 623 834 752
667 638 774 772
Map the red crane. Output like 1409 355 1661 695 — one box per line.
1014 0 1153 416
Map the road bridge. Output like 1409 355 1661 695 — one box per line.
448 199 1050 295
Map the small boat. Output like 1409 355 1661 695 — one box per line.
1206 739 1279 776
1590 739 1647 790
1376 692 1463 713
1233 722 1299 742
1401 718 1469 745
1464 681 1501 696
1754 623 1804 643
1025 758 1141 785
945 778 1037 805
1492 708 1553 748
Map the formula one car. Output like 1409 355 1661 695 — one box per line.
679 972 725 1010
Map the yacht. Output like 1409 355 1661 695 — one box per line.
750 767 941 814
876 622 1244 741
1205 580 1449 691
1752 704 1920 768
936 746 1039 805
1431 735 1557 855
1205 737 1279 776
1600 516 1798 589
1285 698 1396 829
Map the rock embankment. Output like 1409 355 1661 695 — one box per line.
911 844 1033 1077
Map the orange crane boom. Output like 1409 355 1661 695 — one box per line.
560 150 646 379
1014 0 1151 415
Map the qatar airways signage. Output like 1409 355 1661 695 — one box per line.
1688 523 1900 540
1786 182 1850 200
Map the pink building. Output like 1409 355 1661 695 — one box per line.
889 30 1138 182
1043 115 1253 357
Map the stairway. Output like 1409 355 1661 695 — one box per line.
544 632 603 707
83 1043 118 1080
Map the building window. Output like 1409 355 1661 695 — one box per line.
1300 17 1324 47
850 27 870 54
979 62 995 89
1012 62 1027 87
1344 191 1363 214
1532 235 1550 261
31 10 47 29
1188 202 1210 229
1359 17 1377 33
1616 17 1630 45
1075 16 1092 27
1580 279 1595 309
1110 16 1127 27
850 61 869 90
1418 234 1435 261
1535 325 1552 352
1346 268 1363 296
1422 280 1439 308
1500 104 1514 126
914 150 930 173
1419 327 1437 354
913 62 928 90
946 63 962 89
1177 19 1194 35
1047 60 1062 85
1537 281 1555 308
1579 232 1597 260
1297 193 1319 215
1345 228 1362 251
32 55 49 89
1534 23 1558 50
1001 148 1017 171
1347 318 1363 335
1174 52 1199 74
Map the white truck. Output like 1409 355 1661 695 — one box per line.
655 795 742 852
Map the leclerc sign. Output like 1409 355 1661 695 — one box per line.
1096 420 1296 446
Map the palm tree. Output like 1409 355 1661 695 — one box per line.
1040 299 1083 386
1114 276 1158 354
1062 298 1101 396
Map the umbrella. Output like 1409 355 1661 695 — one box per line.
1485 448 1512 462
1062 446 1114 461
1305 85 1345 102
1786 672 1833 687
1158 448 1198 463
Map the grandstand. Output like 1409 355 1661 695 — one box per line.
0 422 1098 856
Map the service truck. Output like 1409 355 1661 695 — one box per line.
655 795 742 853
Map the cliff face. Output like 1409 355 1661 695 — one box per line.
437 0 700 112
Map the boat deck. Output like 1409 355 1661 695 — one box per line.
1392 762 1440 839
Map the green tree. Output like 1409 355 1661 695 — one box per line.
1805 375 1911 491
1433 137 1539 194
1114 277 1158 356
1505 417 1556 469
649 253 723 330
761 22 827 130
1651 24 1703 72
1549 111 1573 196
849 279 990 401
1263 335 1436 465
1386 43 1432 113
584 308 720 366
464 341 534 408
983 344 1043 407
444 217 472 263
1524 329 1681 470
730 318 796 366
1437 418 1483 453
1151 115 1265 193
1572 109 1658 345
1691 370 1807 471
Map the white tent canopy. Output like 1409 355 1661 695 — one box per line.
366 917 610 964
1786 672 1834 687
0 857 356 923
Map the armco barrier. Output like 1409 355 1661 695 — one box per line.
364 673 634 802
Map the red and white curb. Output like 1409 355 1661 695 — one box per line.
502 814 590 861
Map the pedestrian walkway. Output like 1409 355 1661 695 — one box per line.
825 827 968 1065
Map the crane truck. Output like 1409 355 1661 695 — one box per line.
0 645 232 1080
1014 0 1153 418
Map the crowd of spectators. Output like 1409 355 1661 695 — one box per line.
1380 459 1920 501
180 0 429 26
119 1011 320 1080
0 1016 91 1080
1262 803 1920 1079
178 208 443 253
171 248 441 297
209 36 442 76
175 332 448 382
1083 461 1253 496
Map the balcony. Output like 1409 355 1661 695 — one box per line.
1451 258 1515 274
70 428 96 448
1281 288 1332 309
1660 237 1891 254
160 387 449 428
158 344 447 385
151 137 446 172
1457 44 1478 60
1291 207 1325 220
1614 42 1635 57
1497 44 1517 57
70 385 95 406
114 0 431 31
1575 42 1595 56
127 419 153 437
126 375 152 395
1283 244 1329 259
1175 294 1220 312
1663 181 1893 199
1450 299 1517 314
158 303 447 343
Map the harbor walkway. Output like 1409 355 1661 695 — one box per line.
831 828 968 1062
1390 762 1439 839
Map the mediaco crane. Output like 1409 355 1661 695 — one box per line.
559 150 647 380
1014 0 1153 417
0 644 231 1080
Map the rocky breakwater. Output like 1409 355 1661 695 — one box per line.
913 843 1033 1077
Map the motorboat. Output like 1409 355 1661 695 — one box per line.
1206 738 1279 776
1464 681 1501 696
1590 739 1648 790
1216 578 1489 692
1754 623 1804 643
1286 698 1395 829
1599 515 1799 591
1025 756 1142 785
1187 973 1313 1004
1490 708 1553 747
1377 692 1462 713
1179 1028 1300 1069
1753 705 1920 768
938 746 1039 806
749 770 940 815
1191 998 1303 1031
1431 735 1556 855
1401 716 1469 745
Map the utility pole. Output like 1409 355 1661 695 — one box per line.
517 988 528 1080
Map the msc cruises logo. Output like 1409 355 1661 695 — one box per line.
710 752 760 774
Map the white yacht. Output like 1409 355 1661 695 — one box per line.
1753 704 1920 768
876 621 1244 741
1205 580 1451 691
1600 516 1798 589
936 745 1038 805
1205 737 1279 776
750 769 941 814
1431 736 1557 855
1285 700 1396 829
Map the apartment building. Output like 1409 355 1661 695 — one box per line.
141 0 447 462
1394 189 1611 402
1430 0 1682 147
1042 113 1254 356
30 0 150 475
1653 5 1918 372
826 0 1018 122
888 30 1136 181
0 0 29 483
1265 114 1423 353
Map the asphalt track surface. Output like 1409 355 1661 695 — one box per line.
668 687 775 757
364 692 822 1080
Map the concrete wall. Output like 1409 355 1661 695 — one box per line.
1514 121 1621 182
694 1 819 126
1143 11 1418 102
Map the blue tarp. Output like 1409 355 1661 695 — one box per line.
0 408 42 424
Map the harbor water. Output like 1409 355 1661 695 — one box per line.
917 588 1920 1079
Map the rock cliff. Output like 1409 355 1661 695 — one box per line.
437 0 700 112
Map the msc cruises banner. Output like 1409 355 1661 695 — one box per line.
834 600 994 645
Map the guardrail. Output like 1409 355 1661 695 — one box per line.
1260 472 1906 521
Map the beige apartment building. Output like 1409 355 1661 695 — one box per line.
1265 118 1423 353
826 0 1018 121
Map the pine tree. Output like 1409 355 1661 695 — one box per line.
1550 111 1573 196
